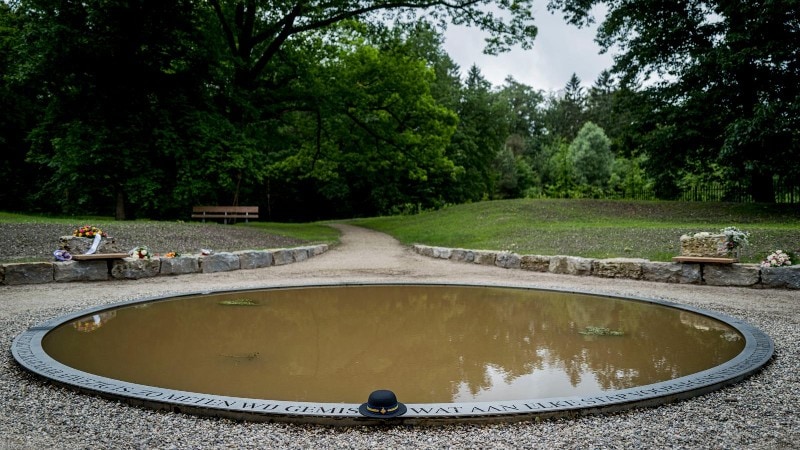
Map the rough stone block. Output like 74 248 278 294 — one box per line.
2 262 53 285
495 252 521 269
680 233 729 257
159 256 200 275
450 249 475 263
111 258 161 279
592 258 648 279
432 247 452 259
703 264 760 287
678 263 703 284
310 244 328 256
234 250 273 270
549 256 593 276
200 252 239 273
272 249 294 266
414 245 434 257
54 260 108 282
520 255 551 272
760 265 800 289
291 248 309 263
642 262 684 283
473 251 497 266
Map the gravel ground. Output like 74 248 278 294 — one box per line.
1 224 798 449
0 222 304 263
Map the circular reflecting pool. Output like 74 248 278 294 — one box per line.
12 284 773 425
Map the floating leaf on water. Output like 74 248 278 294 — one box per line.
219 298 259 306
579 326 625 336
219 352 260 360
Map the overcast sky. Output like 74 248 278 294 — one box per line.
441 7 614 92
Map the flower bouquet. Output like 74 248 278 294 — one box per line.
73 225 108 239
720 226 750 255
131 246 151 260
760 250 795 268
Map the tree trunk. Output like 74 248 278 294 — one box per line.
115 189 127 220
750 170 775 203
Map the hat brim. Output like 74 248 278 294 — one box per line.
358 402 407 418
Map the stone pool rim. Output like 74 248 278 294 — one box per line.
11 282 774 426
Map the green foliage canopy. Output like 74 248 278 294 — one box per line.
569 121 613 191
5 0 544 219
267 29 459 217
549 0 800 201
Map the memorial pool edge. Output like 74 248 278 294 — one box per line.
11 282 774 426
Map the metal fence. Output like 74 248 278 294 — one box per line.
679 181 800 204
612 179 800 203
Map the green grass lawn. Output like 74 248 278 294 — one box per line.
352 199 800 263
3 199 798 264
0 211 339 245
241 221 340 244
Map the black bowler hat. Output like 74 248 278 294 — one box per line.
359 390 407 418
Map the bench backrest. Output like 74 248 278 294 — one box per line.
192 206 259 214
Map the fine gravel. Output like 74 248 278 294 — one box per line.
0 222 304 263
1 224 798 449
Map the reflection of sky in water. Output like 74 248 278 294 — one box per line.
454 365 601 402
43 286 746 403
454 356 644 402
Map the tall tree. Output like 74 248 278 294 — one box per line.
568 121 613 194
0 3 38 211
203 1 540 214
16 0 216 218
585 70 644 158
446 65 508 202
497 76 545 154
543 73 586 143
9 0 542 220
206 0 539 123
550 0 800 201
264 26 459 218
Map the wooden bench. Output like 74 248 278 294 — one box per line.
72 253 129 261
672 256 737 264
192 206 259 224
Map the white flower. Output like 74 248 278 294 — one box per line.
762 250 794 267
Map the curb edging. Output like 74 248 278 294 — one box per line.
0 244 329 286
412 244 800 290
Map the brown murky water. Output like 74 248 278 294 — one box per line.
42 285 744 403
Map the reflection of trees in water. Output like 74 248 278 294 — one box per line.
552 294 743 391
44 286 745 403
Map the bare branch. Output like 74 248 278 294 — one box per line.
207 0 238 56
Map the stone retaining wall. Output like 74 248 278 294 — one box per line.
0 245 328 286
4 242 797 290
412 244 799 290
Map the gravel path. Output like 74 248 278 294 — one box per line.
1 224 798 449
